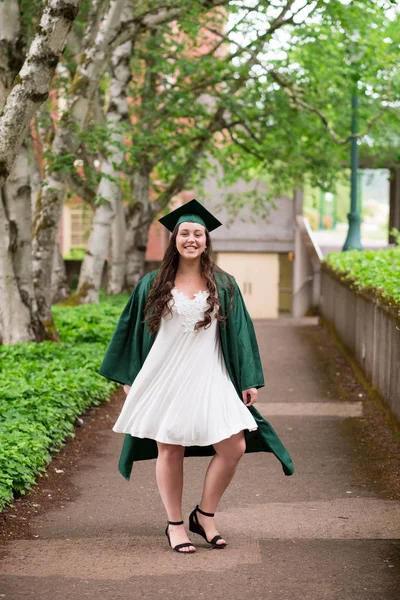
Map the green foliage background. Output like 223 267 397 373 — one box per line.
324 247 400 307
0 295 128 511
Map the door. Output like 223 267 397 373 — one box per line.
279 252 293 313
216 252 279 319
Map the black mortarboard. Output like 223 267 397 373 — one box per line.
158 199 222 232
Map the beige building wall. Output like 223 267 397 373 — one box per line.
216 252 279 319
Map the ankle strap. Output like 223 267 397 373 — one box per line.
168 520 184 525
196 505 214 517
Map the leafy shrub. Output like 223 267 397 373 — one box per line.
324 247 400 307
52 295 127 344
0 295 128 511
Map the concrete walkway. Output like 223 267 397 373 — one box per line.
1 318 399 599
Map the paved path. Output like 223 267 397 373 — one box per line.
1 318 399 599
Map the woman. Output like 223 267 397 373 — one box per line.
99 199 294 554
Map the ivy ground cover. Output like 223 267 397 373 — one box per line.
0 295 128 511
325 246 400 308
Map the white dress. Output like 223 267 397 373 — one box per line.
112 288 258 446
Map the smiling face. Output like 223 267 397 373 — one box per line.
175 221 207 259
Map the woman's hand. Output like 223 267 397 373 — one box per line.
242 388 257 407
123 384 131 396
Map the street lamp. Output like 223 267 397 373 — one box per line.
342 31 363 251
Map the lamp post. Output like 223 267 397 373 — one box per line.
357 169 363 214
342 31 363 252
342 93 363 250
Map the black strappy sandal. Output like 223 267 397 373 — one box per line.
189 505 227 549
165 520 196 554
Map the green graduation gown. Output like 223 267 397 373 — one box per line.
99 270 294 478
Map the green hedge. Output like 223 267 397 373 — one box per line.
324 247 400 307
0 294 128 511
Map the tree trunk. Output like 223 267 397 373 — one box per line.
0 0 59 344
51 242 69 304
108 196 126 295
5 143 33 298
0 0 81 340
30 143 42 222
0 143 50 344
125 169 153 291
32 0 124 313
0 0 82 190
0 192 33 344
78 2 132 302
0 0 24 112
76 131 125 302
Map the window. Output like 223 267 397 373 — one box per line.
70 205 93 248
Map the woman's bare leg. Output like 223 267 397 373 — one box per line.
156 442 196 552
196 431 246 545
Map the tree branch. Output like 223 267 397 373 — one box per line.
222 117 264 146
201 7 258 58
200 1 387 147
269 69 388 144
222 123 265 161
110 0 232 50
153 4 302 122
66 172 96 206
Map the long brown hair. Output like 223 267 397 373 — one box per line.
144 225 233 333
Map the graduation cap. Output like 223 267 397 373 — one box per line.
158 199 222 233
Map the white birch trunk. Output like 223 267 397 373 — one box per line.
0 194 33 344
5 143 32 297
34 0 125 311
0 0 23 111
51 242 69 304
108 196 126 295
125 215 152 292
0 1 54 343
30 145 42 222
0 143 48 343
125 169 153 291
0 2 29 344
0 0 82 189
78 2 132 302
76 163 120 303
0 0 81 341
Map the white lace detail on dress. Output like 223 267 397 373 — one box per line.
171 288 210 333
